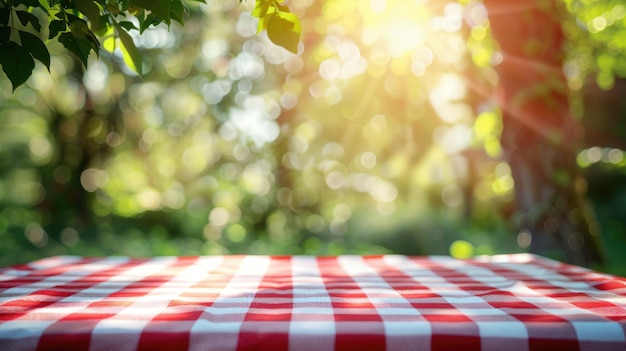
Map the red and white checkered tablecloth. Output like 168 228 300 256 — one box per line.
1 254 625 351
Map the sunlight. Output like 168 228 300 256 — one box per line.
383 18 427 58
361 0 430 59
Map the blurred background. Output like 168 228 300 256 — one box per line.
1 0 626 275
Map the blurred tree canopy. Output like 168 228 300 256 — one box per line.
0 0 301 90
1 0 626 275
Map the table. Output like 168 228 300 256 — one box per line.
0 254 625 351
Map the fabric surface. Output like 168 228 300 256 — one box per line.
0 254 625 351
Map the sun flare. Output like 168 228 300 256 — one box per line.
314 0 470 89
361 0 431 58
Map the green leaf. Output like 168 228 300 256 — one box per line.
58 31 92 67
257 13 270 34
85 31 100 52
256 5 277 34
48 19 66 39
74 0 101 30
69 17 90 36
0 41 35 91
251 0 271 18
255 2 293 33
38 0 51 11
0 8 10 25
92 14 110 35
114 20 142 74
170 0 184 25
118 20 137 31
0 27 10 43
129 0 170 24
14 0 40 7
16 11 42 32
266 11 301 54
119 0 133 11
66 13 83 24
139 13 160 33
19 30 50 71
254 1 280 33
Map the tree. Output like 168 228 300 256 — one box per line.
480 0 605 267
0 0 301 91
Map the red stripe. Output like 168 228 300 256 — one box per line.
237 256 291 350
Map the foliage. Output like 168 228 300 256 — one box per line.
250 0 300 54
564 0 626 90
0 0 301 91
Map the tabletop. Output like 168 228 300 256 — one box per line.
0 254 625 351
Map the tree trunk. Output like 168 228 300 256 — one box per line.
482 0 604 267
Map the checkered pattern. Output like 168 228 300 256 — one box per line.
1 254 625 351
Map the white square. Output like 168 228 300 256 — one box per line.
572 321 626 342
384 321 432 336
191 319 243 334
92 319 148 334
289 320 336 335
377 307 423 316
476 321 528 338
373 297 410 305
292 307 334 315
542 308 591 316
605 296 626 305
458 308 507 316
292 296 333 304
443 296 486 304
0 320 53 339
203 307 251 315
4 287 38 295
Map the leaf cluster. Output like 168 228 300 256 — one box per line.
250 0 301 54
563 0 626 90
0 0 302 92
0 0 207 91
